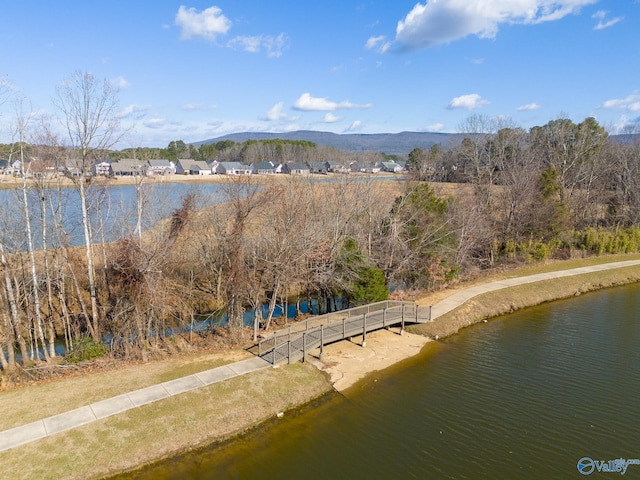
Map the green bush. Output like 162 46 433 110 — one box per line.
64 335 109 363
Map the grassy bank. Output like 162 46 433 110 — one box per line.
1 254 640 479
0 360 331 480
410 254 640 339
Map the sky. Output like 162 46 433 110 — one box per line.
0 0 639 148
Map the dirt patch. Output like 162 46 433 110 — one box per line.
310 328 430 391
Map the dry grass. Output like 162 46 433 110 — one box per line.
0 362 331 480
409 256 640 339
412 253 640 307
0 350 251 431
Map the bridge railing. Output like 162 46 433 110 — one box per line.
258 301 431 365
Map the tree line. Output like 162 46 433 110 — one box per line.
1 71 640 376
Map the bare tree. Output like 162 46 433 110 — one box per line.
54 71 125 340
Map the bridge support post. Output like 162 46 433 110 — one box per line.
302 332 306 363
401 305 405 335
362 313 367 347
319 325 324 360
287 341 291 365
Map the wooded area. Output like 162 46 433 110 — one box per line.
1 72 640 378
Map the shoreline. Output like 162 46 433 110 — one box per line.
1 256 640 479
310 257 640 392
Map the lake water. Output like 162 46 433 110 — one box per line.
119 282 640 479
0 182 228 250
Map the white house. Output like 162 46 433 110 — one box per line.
215 162 252 175
146 159 176 176
175 159 212 175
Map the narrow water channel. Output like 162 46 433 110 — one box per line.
119 282 640 479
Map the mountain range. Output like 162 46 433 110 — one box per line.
197 130 637 156
196 131 466 156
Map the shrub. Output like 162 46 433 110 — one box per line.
64 335 109 363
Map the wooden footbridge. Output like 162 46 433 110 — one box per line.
258 300 432 365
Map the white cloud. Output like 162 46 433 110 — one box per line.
175 6 231 41
181 103 218 111
110 76 129 90
394 0 598 51
323 113 343 123
144 118 168 129
448 94 490 110
600 92 640 112
117 104 151 119
517 102 541 111
365 35 386 50
592 10 623 30
425 122 445 132
261 102 288 121
227 33 289 58
344 120 363 132
293 93 373 111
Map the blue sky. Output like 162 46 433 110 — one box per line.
1 1 639 148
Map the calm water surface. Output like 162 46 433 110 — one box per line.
122 283 640 479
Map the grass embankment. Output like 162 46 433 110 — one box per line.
409 253 640 339
2 254 640 479
0 355 330 480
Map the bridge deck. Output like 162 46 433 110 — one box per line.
258 301 431 365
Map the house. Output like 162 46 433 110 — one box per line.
308 161 328 174
285 161 311 175
175 159 212 175
215 162 251 175
0 159 21 176
325 161 350 174
58 158 87 177
146 159 175 176
110 158 146 176
28 158 57 178
94 160 112 176
379 161 403 173
350 162 381 174
251 161 278 175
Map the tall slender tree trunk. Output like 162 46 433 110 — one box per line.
79 180 100 340
1 244 27 364
39 186 57 359
21 166 50 363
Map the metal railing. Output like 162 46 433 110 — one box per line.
258 301 431 365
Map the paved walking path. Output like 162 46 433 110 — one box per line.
1 259 639 453
0 356 270 453
429 259 640 320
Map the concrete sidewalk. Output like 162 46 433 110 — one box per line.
430 259 640 320
0 356 270 453
1 259 639 453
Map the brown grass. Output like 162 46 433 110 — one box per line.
409 255 640 339
0 362 331 480
0 350 251 431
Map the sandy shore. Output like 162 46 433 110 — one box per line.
309 328 430 391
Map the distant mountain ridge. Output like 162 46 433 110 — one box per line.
196 130 638 156
196 130 466 155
